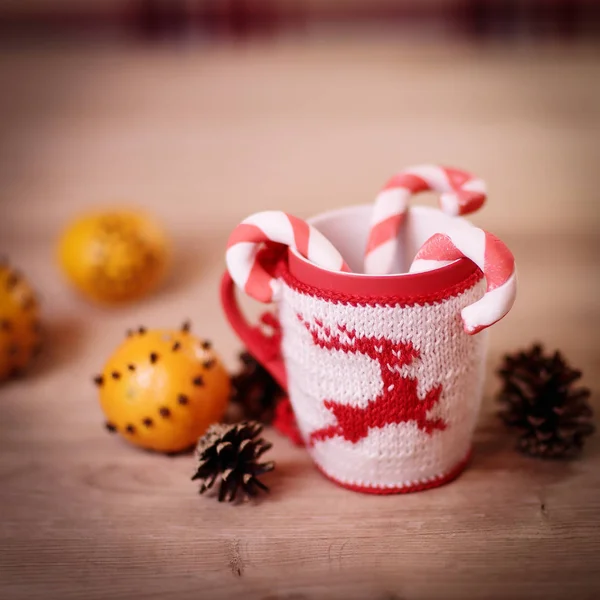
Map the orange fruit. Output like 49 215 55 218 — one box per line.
0 260 42 381
58 209 168 304
95 324 230 453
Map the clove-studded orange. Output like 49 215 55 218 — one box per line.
0 260 42 381
95 323 230 453
58 209 169 304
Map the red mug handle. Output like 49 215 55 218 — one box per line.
220 271 288 391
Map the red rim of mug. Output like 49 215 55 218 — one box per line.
286 248 482 305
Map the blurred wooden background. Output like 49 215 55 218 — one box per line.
0 26 599 600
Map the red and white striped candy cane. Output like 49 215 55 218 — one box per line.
409 228 517 335
364 165 487 274
226 210 351 303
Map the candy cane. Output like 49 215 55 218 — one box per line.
226 210 350 303
364 165 487 274
409 228 517 335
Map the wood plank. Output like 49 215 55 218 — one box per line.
0 38 599 599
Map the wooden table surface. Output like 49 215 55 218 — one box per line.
1 38 599 600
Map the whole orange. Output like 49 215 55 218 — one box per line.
58 210 168 304
96 324 230 453
0 260 42 381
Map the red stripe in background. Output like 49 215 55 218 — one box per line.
483 232 515 291
365 214 405 254
1 2 596 40
286 213 310 258
226 223 267 248
381 173 429 194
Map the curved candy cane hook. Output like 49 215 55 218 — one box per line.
365 165 487 274
226 210 351 303
409 228 517 335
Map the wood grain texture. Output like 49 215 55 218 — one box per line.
0 37 599 600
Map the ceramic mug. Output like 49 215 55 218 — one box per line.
221 205 488 494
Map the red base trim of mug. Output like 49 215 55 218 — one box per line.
315 450 472 495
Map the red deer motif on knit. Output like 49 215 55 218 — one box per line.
297 316 446 446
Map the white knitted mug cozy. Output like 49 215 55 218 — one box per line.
222 205 488 494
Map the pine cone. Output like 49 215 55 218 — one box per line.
192 421 275 502
230 351 285 424
497 343 595 459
